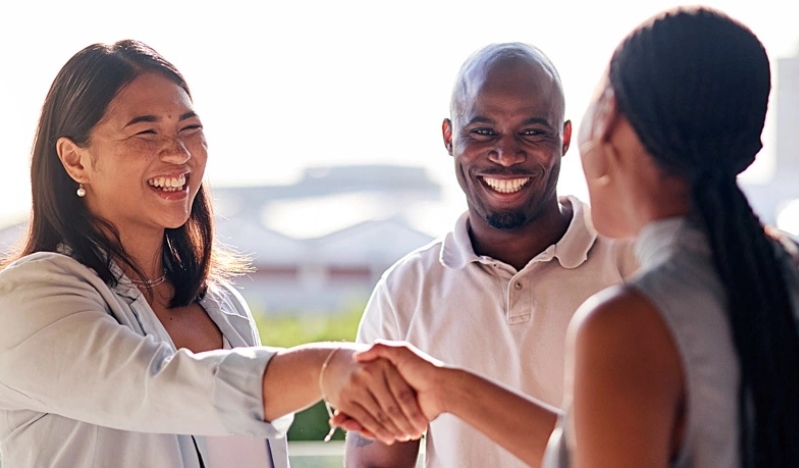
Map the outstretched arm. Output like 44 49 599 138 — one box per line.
0 256 427 442
336 342 561 467
343 285 687 466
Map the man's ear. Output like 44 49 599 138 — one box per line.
56 137 90 184
562 120 572 155
442 118 454 156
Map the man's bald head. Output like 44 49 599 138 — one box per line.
449 43 566 127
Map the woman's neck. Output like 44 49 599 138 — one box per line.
117 229 165 282
631 181 691 236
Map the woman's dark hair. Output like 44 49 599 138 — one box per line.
609 7 799 467
5 40 244 307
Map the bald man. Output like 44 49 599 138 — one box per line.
345 43 637 468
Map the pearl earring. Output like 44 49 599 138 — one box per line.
76 184 86 198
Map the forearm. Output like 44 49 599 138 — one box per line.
262 342 358 421
441 367 561 467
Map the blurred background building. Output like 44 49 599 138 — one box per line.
211 164 440 315
0 164 442 317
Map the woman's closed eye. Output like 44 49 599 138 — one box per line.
180 123 203 133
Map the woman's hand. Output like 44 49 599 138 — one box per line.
320 347 428 444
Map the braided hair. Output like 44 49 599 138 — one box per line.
609 7 799 467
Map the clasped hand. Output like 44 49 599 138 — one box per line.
320 341 446 444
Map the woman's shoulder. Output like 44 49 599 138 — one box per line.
569 285 680 371
566 286 685 468
0 252 110 309
1 251 98 282
0 252 114 345
572 285 661 339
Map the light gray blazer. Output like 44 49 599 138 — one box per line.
0 252 292 467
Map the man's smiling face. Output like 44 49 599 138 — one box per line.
445 56 570 231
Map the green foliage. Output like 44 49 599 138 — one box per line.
253 302 366 442
253 305 364 348
288 400 344 442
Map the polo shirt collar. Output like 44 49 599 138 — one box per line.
552 195 599 268
440 195 598 270
439 211 478 269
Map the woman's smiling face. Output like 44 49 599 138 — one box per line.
74 71 207 237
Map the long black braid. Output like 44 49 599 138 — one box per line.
609 7 799 467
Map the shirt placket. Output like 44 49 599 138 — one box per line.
507 270 533 324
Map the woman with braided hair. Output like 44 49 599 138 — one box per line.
337 6 799 467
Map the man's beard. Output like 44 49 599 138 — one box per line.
485 211 527 230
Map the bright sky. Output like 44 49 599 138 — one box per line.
1 0 797 234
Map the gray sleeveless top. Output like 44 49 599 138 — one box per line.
543 217 747 467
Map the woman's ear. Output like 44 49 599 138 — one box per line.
56 137 90 184
590 87 619 145
579 87 621 186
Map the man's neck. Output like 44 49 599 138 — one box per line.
467 200 573 272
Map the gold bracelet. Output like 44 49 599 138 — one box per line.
319 347 341 442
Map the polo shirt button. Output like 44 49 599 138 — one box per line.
514 282 522 290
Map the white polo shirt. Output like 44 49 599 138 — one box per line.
356 196 637 468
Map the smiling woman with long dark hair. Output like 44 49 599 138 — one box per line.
0 40 425 468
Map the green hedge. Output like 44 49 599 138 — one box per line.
252 303 366 442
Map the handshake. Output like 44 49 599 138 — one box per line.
263 337 554 466
318 341 447 445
